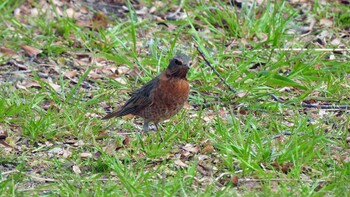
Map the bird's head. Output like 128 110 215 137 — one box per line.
166 54 191 79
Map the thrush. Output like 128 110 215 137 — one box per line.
102 54 191 131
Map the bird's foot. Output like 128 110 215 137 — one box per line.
148 125 158 131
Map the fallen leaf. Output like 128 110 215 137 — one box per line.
201 145 214 154
239 109 247 115
232 175 239 187
135 7 148 15
181 143 199 153
80 152 93 158
236 91 248 98
174 159 188 168
320 18 333 27
62 149 72 158
16 80 41 90
94 151 102 160
281 163 293 173
0 47 17 57
64 70 78 78
113 77 127 85
74 140 85 147
0 129 7 140
76 20 92 28
92 12 108 30
21 45 42 57
72 165 81 174
123 137 131 147
48 147 63 155
117 66 130 75
0 129 13 149
65 7 79 18
104 141 119 155
47 81 61 92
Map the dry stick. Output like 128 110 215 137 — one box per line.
231 48 350 54
301 103 349 110
1 170 57 182
237 178 328 183
270 94 349 110
166 0 184 19
195 46 236 93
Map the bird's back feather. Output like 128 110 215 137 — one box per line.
101 75 159 119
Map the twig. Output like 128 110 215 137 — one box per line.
186 173 328 184
231 48 350 54
301 103 349 110
237 178 328 183
1 170 20 176
270 94 284 103
25 173 57 182
195 46 236 93
271 132 305 140
1 170 56 182
166 0 184 19
270 95 349 110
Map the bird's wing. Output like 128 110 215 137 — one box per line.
102 75 159 119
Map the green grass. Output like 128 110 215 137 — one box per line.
1 0 350 196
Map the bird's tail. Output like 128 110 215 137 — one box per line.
101 110 121 120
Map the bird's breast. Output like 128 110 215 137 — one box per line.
136 77 189 122
156 78 190 103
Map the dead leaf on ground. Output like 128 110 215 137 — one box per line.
174 159 188 168
320 18 333 27
236 91 248 98
65 7 81 19
21 45 42 57
123 137 131 147
47 81 61 92
232 175 239 187
92 12 108 30
0 129 14 149
201 145 214 154
104 141 119 155
181 143 199 154
0 128 7 140
80 152 93 158
113 77 127 84
72 165 82 174
76 20 92 28
0 47 18 57
64 70 78 78
16 80 41 90
62 149 72 158
94 151 102 160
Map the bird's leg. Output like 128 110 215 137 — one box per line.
143 120 150 132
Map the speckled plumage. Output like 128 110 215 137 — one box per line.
102 54 191 131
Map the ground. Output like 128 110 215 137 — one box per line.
0 0 350 196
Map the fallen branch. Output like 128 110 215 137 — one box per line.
1 170 56 182
166 0 184 20
195 46 236 93
301 103 349 110
231 48 350 54
270 94 349 110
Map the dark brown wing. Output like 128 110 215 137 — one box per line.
102 75 159 120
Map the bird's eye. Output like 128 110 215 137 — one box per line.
174 59 182 65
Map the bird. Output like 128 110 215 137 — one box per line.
102 54 191 132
